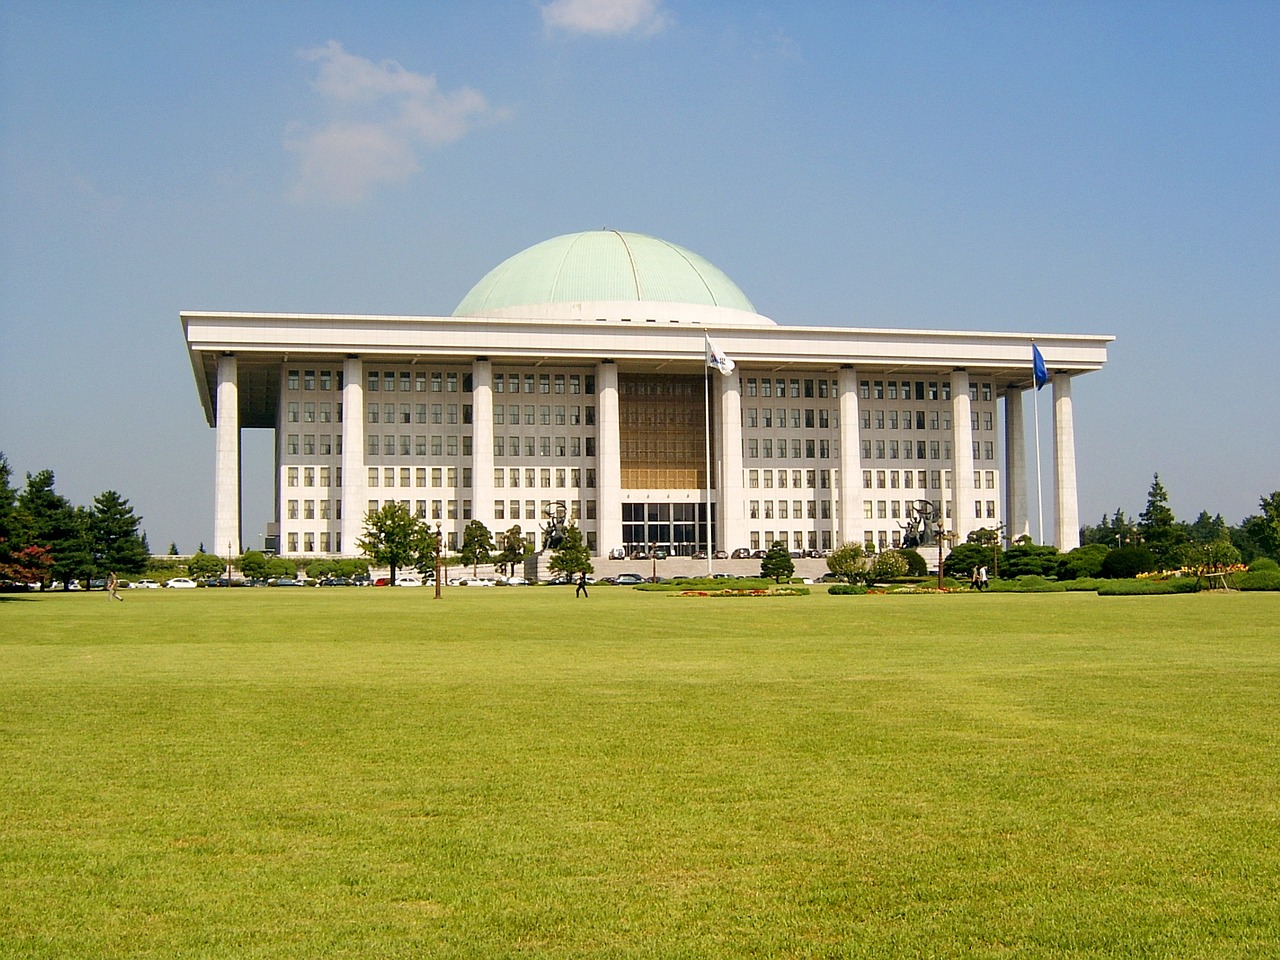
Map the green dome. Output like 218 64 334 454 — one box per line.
453 230 756 317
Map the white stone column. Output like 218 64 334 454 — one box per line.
340 356 366 556
596 361 622 556
1052 373 1080 550
470 358 494 534
213 354 241 555
837 366 862 547
949 369 975 544
1003 386 1030 543
717 369 744 554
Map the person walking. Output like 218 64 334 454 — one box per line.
107 571 124 602
970 566 980 591
575 572 589 598
977 565 989 591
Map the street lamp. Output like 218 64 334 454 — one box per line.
935 524 956 590
434 521 443 600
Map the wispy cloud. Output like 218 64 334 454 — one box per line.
541 0 669 37
287 41 504 206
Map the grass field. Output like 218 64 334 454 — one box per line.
2 587 1277 958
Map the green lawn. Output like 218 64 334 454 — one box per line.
2 588 1277 958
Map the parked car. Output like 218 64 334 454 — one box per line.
713 550 729 560
731 548 752 559
608 547 627 560
164 577 198 589
270 577 303 587
395 574 424 587
498 576 530 586
614 572 645 585
457 577 496 587
130 579 160 589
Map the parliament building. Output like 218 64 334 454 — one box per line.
183 230 1111 560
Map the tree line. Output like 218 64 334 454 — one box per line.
0 453 149 589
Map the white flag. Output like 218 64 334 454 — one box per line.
705 335 735 375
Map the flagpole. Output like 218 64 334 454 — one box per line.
704 335 714 577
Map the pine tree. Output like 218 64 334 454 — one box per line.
761 541 794 583
91 490 149 575
1138 473 1187 569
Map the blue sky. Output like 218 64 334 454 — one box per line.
2 0 1276 552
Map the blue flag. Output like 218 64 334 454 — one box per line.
1032 343 1048 391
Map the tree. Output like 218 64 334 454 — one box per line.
1138 473 1187 570
187 551 224 579
168 542 179 556
826 543 868 584
1241 491 1280 562
458 519 495 576
357 502 433 584
1003 541 1059 577
1100 545 1156 579
239 550 270 579
943 542 989 581
495 525 533 576
1081 508 1138 547
869 550 909 584
90 490 149 575
966 527 1006 577
898 548 928 578
760 541 794 583
15 470 85 588
1180 538 1241 581
1057 543 1110 580
1187 511 1228 544
548 524 593 578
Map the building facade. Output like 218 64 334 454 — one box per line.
184 230 1111 560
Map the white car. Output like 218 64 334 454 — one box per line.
457 577 496 587
164 577 198 589
499 576 530 586
395 574 424 587
130 579 161 589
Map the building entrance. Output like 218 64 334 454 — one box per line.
621 502 716 557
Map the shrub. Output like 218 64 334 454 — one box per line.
1058 543 1110 580
1236 570 1280 591
986 575 1065 593
1248 557 1279 573
1064 578 1106 592
1096 578 1200 596
827 584 869 596
1101 545 1157 579
898 548 928 577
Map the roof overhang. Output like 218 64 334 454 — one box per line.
183 310 1113 426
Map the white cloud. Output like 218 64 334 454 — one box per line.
287 41 504 205
541 0 669 37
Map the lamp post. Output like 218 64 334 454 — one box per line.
992 522 1006 578
226 541 232 586
434 521 443 600
650 542 657 582
935 524 956 590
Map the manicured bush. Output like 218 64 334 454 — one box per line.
986 575 1065 593
1247 557 1279 573
827 583 869 596
1101 545 1157 579
1064 578 1106 592
1096 577 1200 596
899 548 928 577
1058 543 1110 580
1237 569 1280 591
